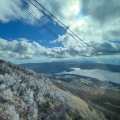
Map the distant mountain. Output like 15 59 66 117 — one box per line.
0 59 106 120
20 61 120 74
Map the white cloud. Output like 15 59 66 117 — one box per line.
0 0 80 25
0 38 72 59
39 0 80 26
49 39 60 44
1 0 119 42
58 0 120 57
1 38 120 60
81 0 120 24
0 0 120 61
0 0 43 24
0 38 44 59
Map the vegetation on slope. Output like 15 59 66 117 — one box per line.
0 60 106 120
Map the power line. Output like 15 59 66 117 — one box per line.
10 0 87 57
26 0 88 49
11 0 118 81
27 0 90 51
28 0 120 74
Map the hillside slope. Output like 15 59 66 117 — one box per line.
0 60 106 120
51 74 120 120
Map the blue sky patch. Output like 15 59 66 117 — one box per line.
0 20 65 48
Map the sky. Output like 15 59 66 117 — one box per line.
0 0 120 64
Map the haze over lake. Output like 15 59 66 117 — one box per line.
60 68 120 84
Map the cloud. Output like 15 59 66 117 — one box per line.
0 0 43 24
81 0 120 23
0 0 120 60
39 0 80 26
0 38 43 59
0 0 80 26
57 0 120 57
0 38 72 59
49 39 60 44
90 41 120 56
1 0 119 42
1 38 120 60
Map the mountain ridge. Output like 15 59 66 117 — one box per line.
0 59 106 120
20 61 120 74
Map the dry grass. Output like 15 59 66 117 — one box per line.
50 84 106 120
